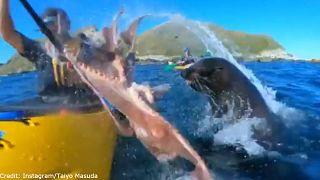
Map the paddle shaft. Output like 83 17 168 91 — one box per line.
19 0 63 53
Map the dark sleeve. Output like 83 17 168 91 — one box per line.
17 31 45 63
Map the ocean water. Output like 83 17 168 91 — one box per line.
111 61 320 180
1 60 319 179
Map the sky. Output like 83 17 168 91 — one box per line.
0 0 319 63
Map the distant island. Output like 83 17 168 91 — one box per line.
0 19 302 75
136 21 297 61
311 59 320 63
0 54 35 75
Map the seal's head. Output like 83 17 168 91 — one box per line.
181 58 238 95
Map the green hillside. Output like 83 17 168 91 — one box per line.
136 21 283 58
0 54 35 75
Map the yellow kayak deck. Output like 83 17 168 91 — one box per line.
0 111 117 179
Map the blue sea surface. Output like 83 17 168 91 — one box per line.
0 60 319 179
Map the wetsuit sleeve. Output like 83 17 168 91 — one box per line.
17 31 45 63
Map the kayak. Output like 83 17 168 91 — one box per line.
175 64 193 70
164 63 193 72
0 110 117 179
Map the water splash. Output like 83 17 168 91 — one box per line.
164 15 305 155
213 117 266 156
195 102 267 156
168 15 299 119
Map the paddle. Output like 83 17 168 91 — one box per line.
0 0 58 121
18 0 121 116
19 0 63 53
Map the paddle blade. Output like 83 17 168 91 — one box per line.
164 64 176 72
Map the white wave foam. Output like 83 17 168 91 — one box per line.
154 162 193 180
213 118 266 156
194 102 305 156
175 174 195 180
194 103 267 156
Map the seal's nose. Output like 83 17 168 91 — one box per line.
180 69 188 79
180 68 191 79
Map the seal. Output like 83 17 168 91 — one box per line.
180 58 270 118
180 58 317 178
180 57 285 147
